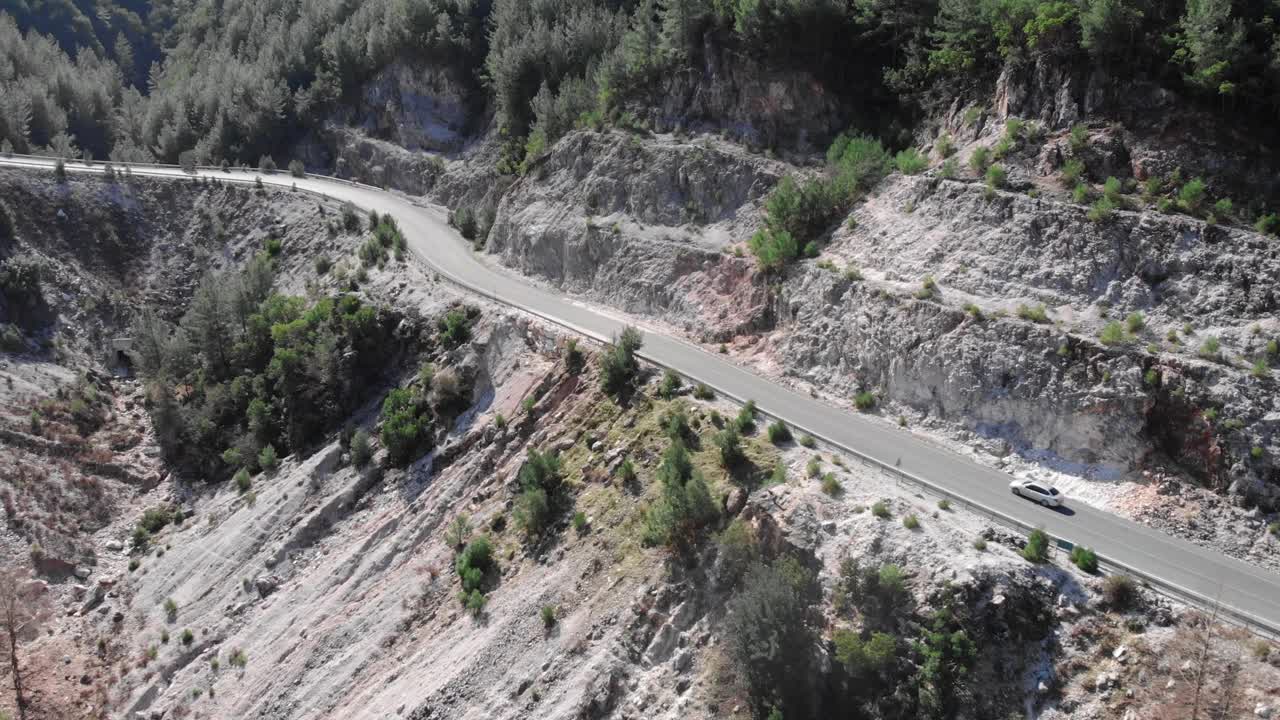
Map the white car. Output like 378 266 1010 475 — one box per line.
1010 478 1063 507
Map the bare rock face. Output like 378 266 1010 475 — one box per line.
484 130 783 339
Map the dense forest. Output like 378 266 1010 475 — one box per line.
2 0 1278 166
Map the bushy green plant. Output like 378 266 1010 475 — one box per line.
984 163 1007 190
1178 178 1207 214
257 443 278 472
692 382 714 400
766 420 792 444
1087 195 1116 222
895 147 927 175
934 134 955 158
540 604 556 627
658 368 681 399
455 535 493 596
1198 336 1221 360
380 388 429 466
1070 545 1098 573
572 510 588 533
350 430 372 467
233 468 251 493
1099 321 1126 345
798 434 816 449
806 456 821 478
1022 529 1050 563
853 391 876 411
1016 304 1049 323
871 500 890 519
1068 123 1089 152
734 399 757 433
969 147 990 174
1060 158 1085 187
1256 213 1279 236
1125 312 1145 333
715 425 746 468
600 326 643 396
902 513 920 529
643 441 718 549
821 472 841 496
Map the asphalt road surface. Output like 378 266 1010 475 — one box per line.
5 156 1277 635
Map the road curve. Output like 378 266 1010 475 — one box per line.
4 156 1278 635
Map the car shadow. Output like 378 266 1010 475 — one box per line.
1046 504 1075 517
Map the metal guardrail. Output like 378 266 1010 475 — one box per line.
4 151 1277 641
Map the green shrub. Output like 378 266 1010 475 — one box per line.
1268 521 1279 537
715 425 746 468
350 430 372 467
1016 304 1049 323
163 597 178 618
806 456 821 478
915 275 938 300
658 369 682 399
717 519 761 587
572 510 588 533
1125 312 1145 333
380 388 429 466
973 537 988 551
1070 546 1098 573
1087 195 1116 222
937 499 951 511
692 382 714 400
833 629 897 675
445 514 472 549
748 227 798 271
935 134 955 158
1068 123 1088 152
1211 197 1233 223
288 159 305 178
853 392 876 411
643 441 718 549
969 147 990 174
616 458 637 484
181 628 194 645
438 309 471 347
1252 446 1264 460
1178 178 1207 214
895 147 927 175
233 468 251 493
871 500 890 519
600 326 643 395
257 444 278 472
264 236 283 257
540 604 556 628
465 589 486 616
770 460 787 486
821 472 841 496
734 400 757 433
1072 182 1090 203
1252 359 1270 378
902 514 920 530
54 158 67 181
1060 158 1085 187
138 506 175 535
939 157 958 179
1022 529 1050 563
767 420 792 444
1256 213 1279 236
1197 336 1221 360
1099 321 1126 345
984 163 1007 190
258 155 276 173
798 434 816 449
455 535 493 595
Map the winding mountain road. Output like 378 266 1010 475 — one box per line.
4 155 1278 636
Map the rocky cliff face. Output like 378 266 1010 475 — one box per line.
484 130 785 339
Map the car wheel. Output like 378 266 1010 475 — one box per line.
1040 499 1050 507
1012 487 1020 496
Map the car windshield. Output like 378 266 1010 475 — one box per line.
1048 487 1060 495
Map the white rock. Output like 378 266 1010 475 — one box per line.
1256 704 1273 719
